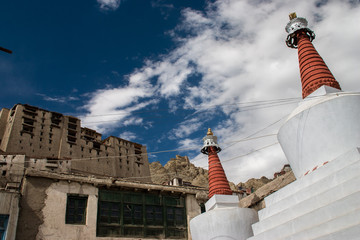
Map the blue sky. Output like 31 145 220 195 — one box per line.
1 0 360 183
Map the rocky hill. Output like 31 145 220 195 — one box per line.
149 155 209 188
236 176 272 192
150 155 290 192
149 155 238 190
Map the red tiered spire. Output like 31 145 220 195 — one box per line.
285 13 341 98
201 128 232 199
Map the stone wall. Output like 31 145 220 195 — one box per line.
16 172 204 240
16 177 53 240
238 171 296 211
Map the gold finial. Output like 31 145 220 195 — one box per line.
207 128 213 135
289 12 297 20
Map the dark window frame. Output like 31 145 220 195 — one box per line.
65 194 88 225
0 214 9 239
97 190 187 239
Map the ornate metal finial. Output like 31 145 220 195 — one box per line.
285 13 315 48
289 12 297 20
201 128 221 155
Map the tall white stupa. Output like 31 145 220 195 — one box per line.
190 129 258 240
248 13 360 240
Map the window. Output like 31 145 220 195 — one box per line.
22 125 33 133
23 117 35 126
97 190 186 238
65 195 88 225
0 215 9 239
200 203 206 213
146 205 163 226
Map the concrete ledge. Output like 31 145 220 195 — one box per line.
205 194 239 211
248 191 360 240
259 160 360 220
190 207 258 240
253 175 360 235
265 147 360 207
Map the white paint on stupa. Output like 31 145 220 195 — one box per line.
190 194 258 240
278 86 360 179
248 147 360 240
250 87 360 240
190 129 258 240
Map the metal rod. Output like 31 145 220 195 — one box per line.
0 46 12 54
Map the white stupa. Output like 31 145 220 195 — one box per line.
190 129 258 240
248 13 360 240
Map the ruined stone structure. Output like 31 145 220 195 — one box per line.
0 104 151 181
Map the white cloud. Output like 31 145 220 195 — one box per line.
83 0 360 183
80 82 156 133
151 0 174 19
37 93 79 103
170 118 203 139
177 138 201 151
119 131 137 141
172 0 360 182
97 0 121 11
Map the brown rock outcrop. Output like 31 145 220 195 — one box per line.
238 171 296 211
149 155 209 188
237 176 272 192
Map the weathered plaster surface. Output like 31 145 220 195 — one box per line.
37 181 98 240
16 177 53 240
16 171 203 240
185 194 201 240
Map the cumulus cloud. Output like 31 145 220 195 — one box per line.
177 138 201 151
170 118 203 139
97 0 121 11
119 131 137 141
83 0 360 183
80 79 156 133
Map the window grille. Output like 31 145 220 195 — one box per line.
97 190 186 238
65 195 88 224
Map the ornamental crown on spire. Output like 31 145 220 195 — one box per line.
201 128 221 155
285 12 315 48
